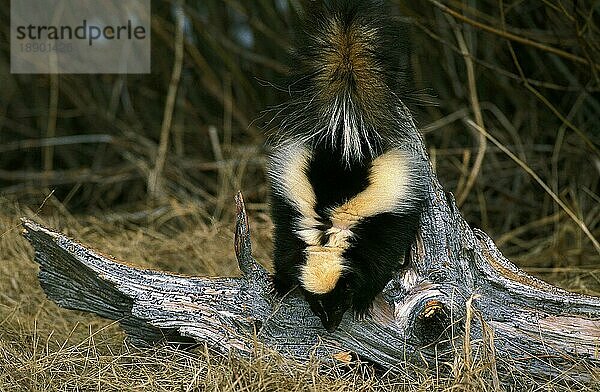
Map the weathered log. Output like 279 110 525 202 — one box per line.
22 132 599 383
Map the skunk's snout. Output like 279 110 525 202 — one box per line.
304 283 352 332
323 321 340 333
320 307 345 333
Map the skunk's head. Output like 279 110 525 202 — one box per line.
299 246 352 331
302 278 352 332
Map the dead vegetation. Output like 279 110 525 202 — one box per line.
0 0 599 390
2 203 599 391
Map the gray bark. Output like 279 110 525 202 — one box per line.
22 140 600 383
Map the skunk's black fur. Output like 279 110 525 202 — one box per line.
267 0 425 332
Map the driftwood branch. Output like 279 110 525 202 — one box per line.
22 137 600 382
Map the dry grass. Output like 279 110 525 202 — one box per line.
1 197 598 391
1 0 599 390
1 0 598 265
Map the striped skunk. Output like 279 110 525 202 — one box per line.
266 0 426 332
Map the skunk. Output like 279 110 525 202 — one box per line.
266 0 426 332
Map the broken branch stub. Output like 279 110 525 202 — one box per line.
22 161 600 382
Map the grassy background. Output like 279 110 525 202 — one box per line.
0 0 599 390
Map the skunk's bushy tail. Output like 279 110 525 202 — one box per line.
273 0 411 163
